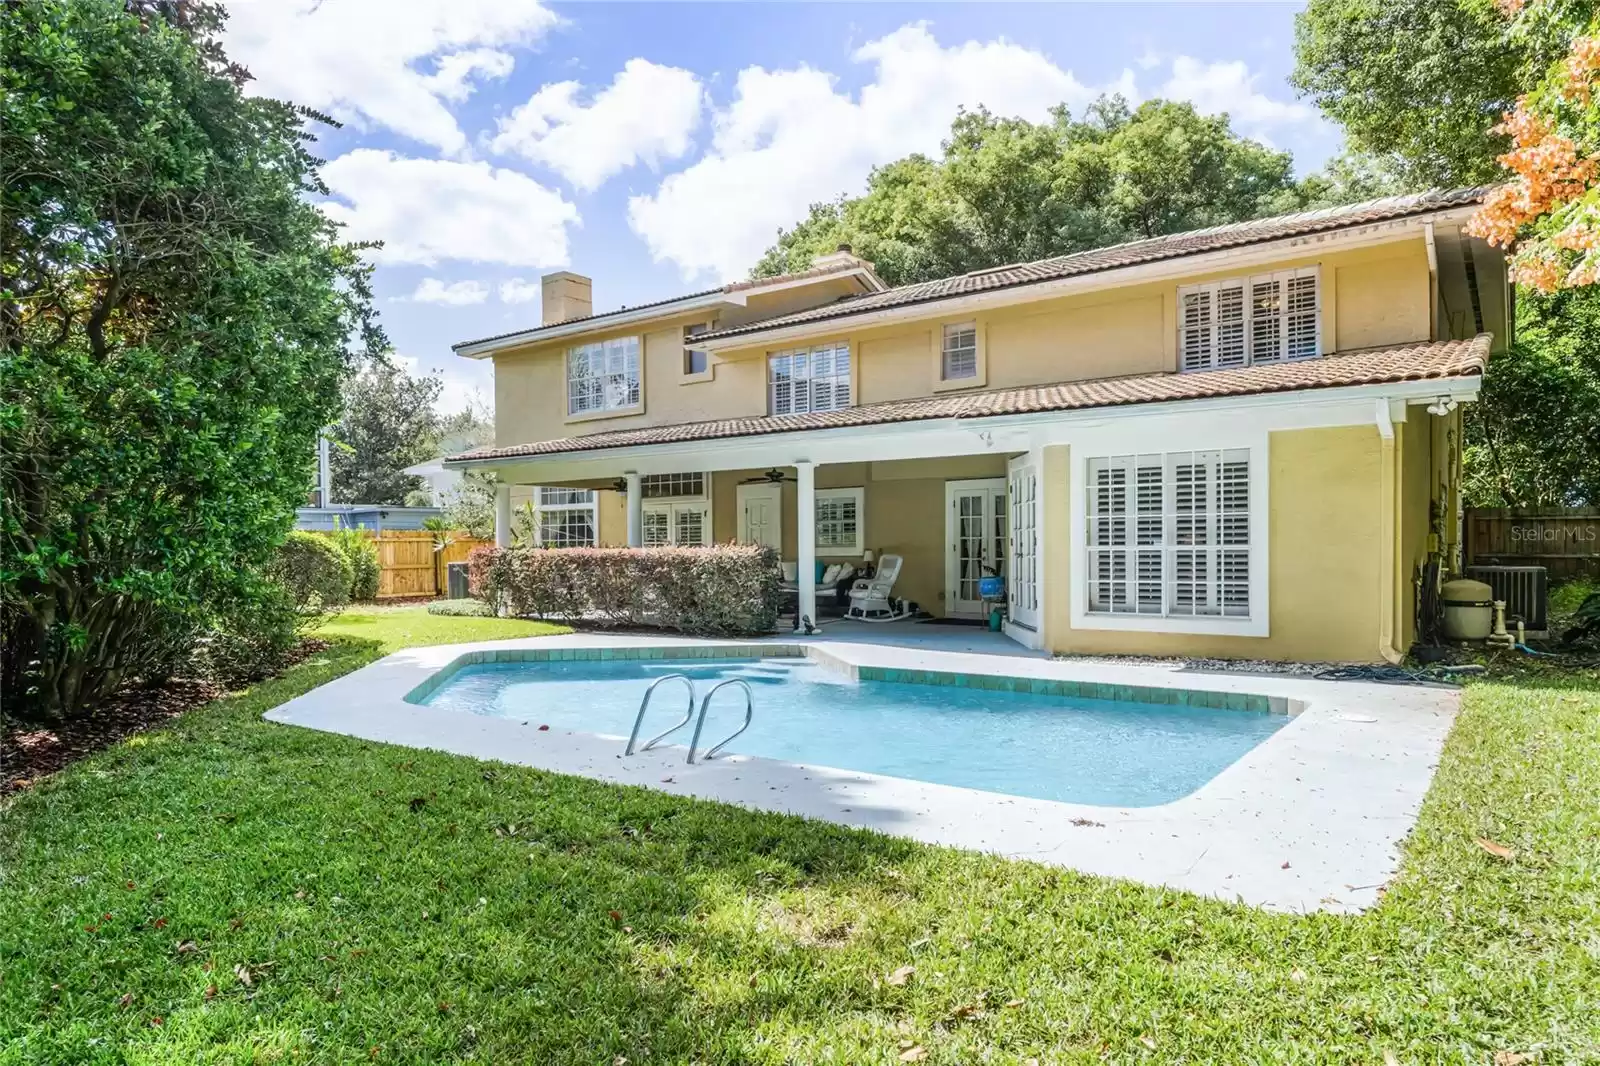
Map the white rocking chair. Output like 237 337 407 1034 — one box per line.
845 553 913 621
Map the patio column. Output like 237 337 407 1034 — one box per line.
795 460 816 630
625 471 642 547
494 483 511 548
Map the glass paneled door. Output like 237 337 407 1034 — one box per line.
1007 454 1041 632
945 478 1008 618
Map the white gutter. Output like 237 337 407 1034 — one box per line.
697 208 1481 352
443 372 1483 472
452 290 749 359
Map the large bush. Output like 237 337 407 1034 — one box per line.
470 545 783 636
326 526 381 601
0 2 381 719
274 533 353 615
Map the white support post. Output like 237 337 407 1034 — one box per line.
494 483 512 548
316 431 332 507
795 460 816 632
625 472 643 547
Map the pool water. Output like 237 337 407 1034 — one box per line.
420 658 1289 807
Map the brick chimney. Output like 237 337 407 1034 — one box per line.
541 271 592 325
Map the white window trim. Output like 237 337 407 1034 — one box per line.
1178 267 1321 372
566 335 643 419
529 486 598 548
768 343 852 416
1068 428 1269 637
814 486 865 555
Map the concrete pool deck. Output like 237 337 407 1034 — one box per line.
264 630 1458 914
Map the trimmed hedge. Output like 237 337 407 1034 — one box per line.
469 544 782 635
273 531 352 614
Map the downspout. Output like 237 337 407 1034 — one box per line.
1375 400 1403 664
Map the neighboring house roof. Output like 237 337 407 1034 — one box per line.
695 188 1491 343
450 257 886 354
448 335 1489 465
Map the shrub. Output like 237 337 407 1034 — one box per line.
326 525 381 601
192 579 301 684
427 598 493 618
273 532 353 614
470 545 782 635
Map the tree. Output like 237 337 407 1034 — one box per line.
1464 287 1600 505
1 0 382 719
1465 1 1600 291
753 99 1307 286
329 361 440 505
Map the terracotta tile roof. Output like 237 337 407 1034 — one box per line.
697 187 1491 342
448 335 1489 464
450 260 879 352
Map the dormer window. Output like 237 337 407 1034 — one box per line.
1179 268 1320 372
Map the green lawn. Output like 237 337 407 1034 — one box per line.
2 609 1597 1064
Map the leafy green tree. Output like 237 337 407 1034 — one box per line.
1 0 381 719
1292 0 1578 187
754 99 1306 286
329 361 441 505
1465 287 1600 506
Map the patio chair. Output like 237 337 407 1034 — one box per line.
845 553 913 621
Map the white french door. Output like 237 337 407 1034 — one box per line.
642 503 710 546
945 478 1007 618
1007 454 1041 631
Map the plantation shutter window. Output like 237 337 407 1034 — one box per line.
567 336 641 415
769 344 851 415
1085 450 1253 620
813 488 864 554
941 323 979 380
1177 268 1319 371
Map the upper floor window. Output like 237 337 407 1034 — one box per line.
683 323 710 376
1179 268 1319 372
941 323 978 380
568 336 640 416
769 343 851 416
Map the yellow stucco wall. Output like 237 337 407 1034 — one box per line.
1042 425 1401 662
491 238 1436 448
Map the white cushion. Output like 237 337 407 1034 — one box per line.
781 561 798 582
820 564 843 584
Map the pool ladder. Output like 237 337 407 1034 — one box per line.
624 674 754 764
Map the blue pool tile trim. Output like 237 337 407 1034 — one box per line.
404 644 1293 716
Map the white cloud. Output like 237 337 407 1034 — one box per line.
491 59 704 190
1158 56 1318 132
498 278 542 304
628 24 1109 281
410 278 490 306
320 149 578 267
223 0 558 154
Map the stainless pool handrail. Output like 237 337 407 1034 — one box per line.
624 674 696 755
686 678 754 764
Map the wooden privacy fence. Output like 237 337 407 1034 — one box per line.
371 530 492 598
1465 507 1600 580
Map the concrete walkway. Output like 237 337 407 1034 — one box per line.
265 631 1458 913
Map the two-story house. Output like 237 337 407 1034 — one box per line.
446 188 1508 663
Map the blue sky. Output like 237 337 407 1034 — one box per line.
222 1 1340 416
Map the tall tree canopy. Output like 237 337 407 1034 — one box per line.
1 0 382 718
754 99 1317 286
1294 0 1600 505
330 361 442 505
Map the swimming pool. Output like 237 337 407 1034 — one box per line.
417 656 1290 807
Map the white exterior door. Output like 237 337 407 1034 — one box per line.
945 478 1007 618
1007 454 1041 632
736 483 783 551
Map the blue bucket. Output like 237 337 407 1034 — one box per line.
977 575 1005 599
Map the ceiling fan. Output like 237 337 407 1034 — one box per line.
739 468 796 485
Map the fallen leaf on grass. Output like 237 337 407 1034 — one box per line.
152 917 167 930
898 1047 927 1062
117 993 133 1007
1003 997 1025 1009
175 940 198 955
1138 1035 1156 1050
1494 1053 1532 1066
1290 968 1307 982
1476 837 1516 860
608 910 623 924
1383 1052 1399 1066
204 984 216 1001
886 965 915 986
150 1016 163 1027
234 965 252 987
